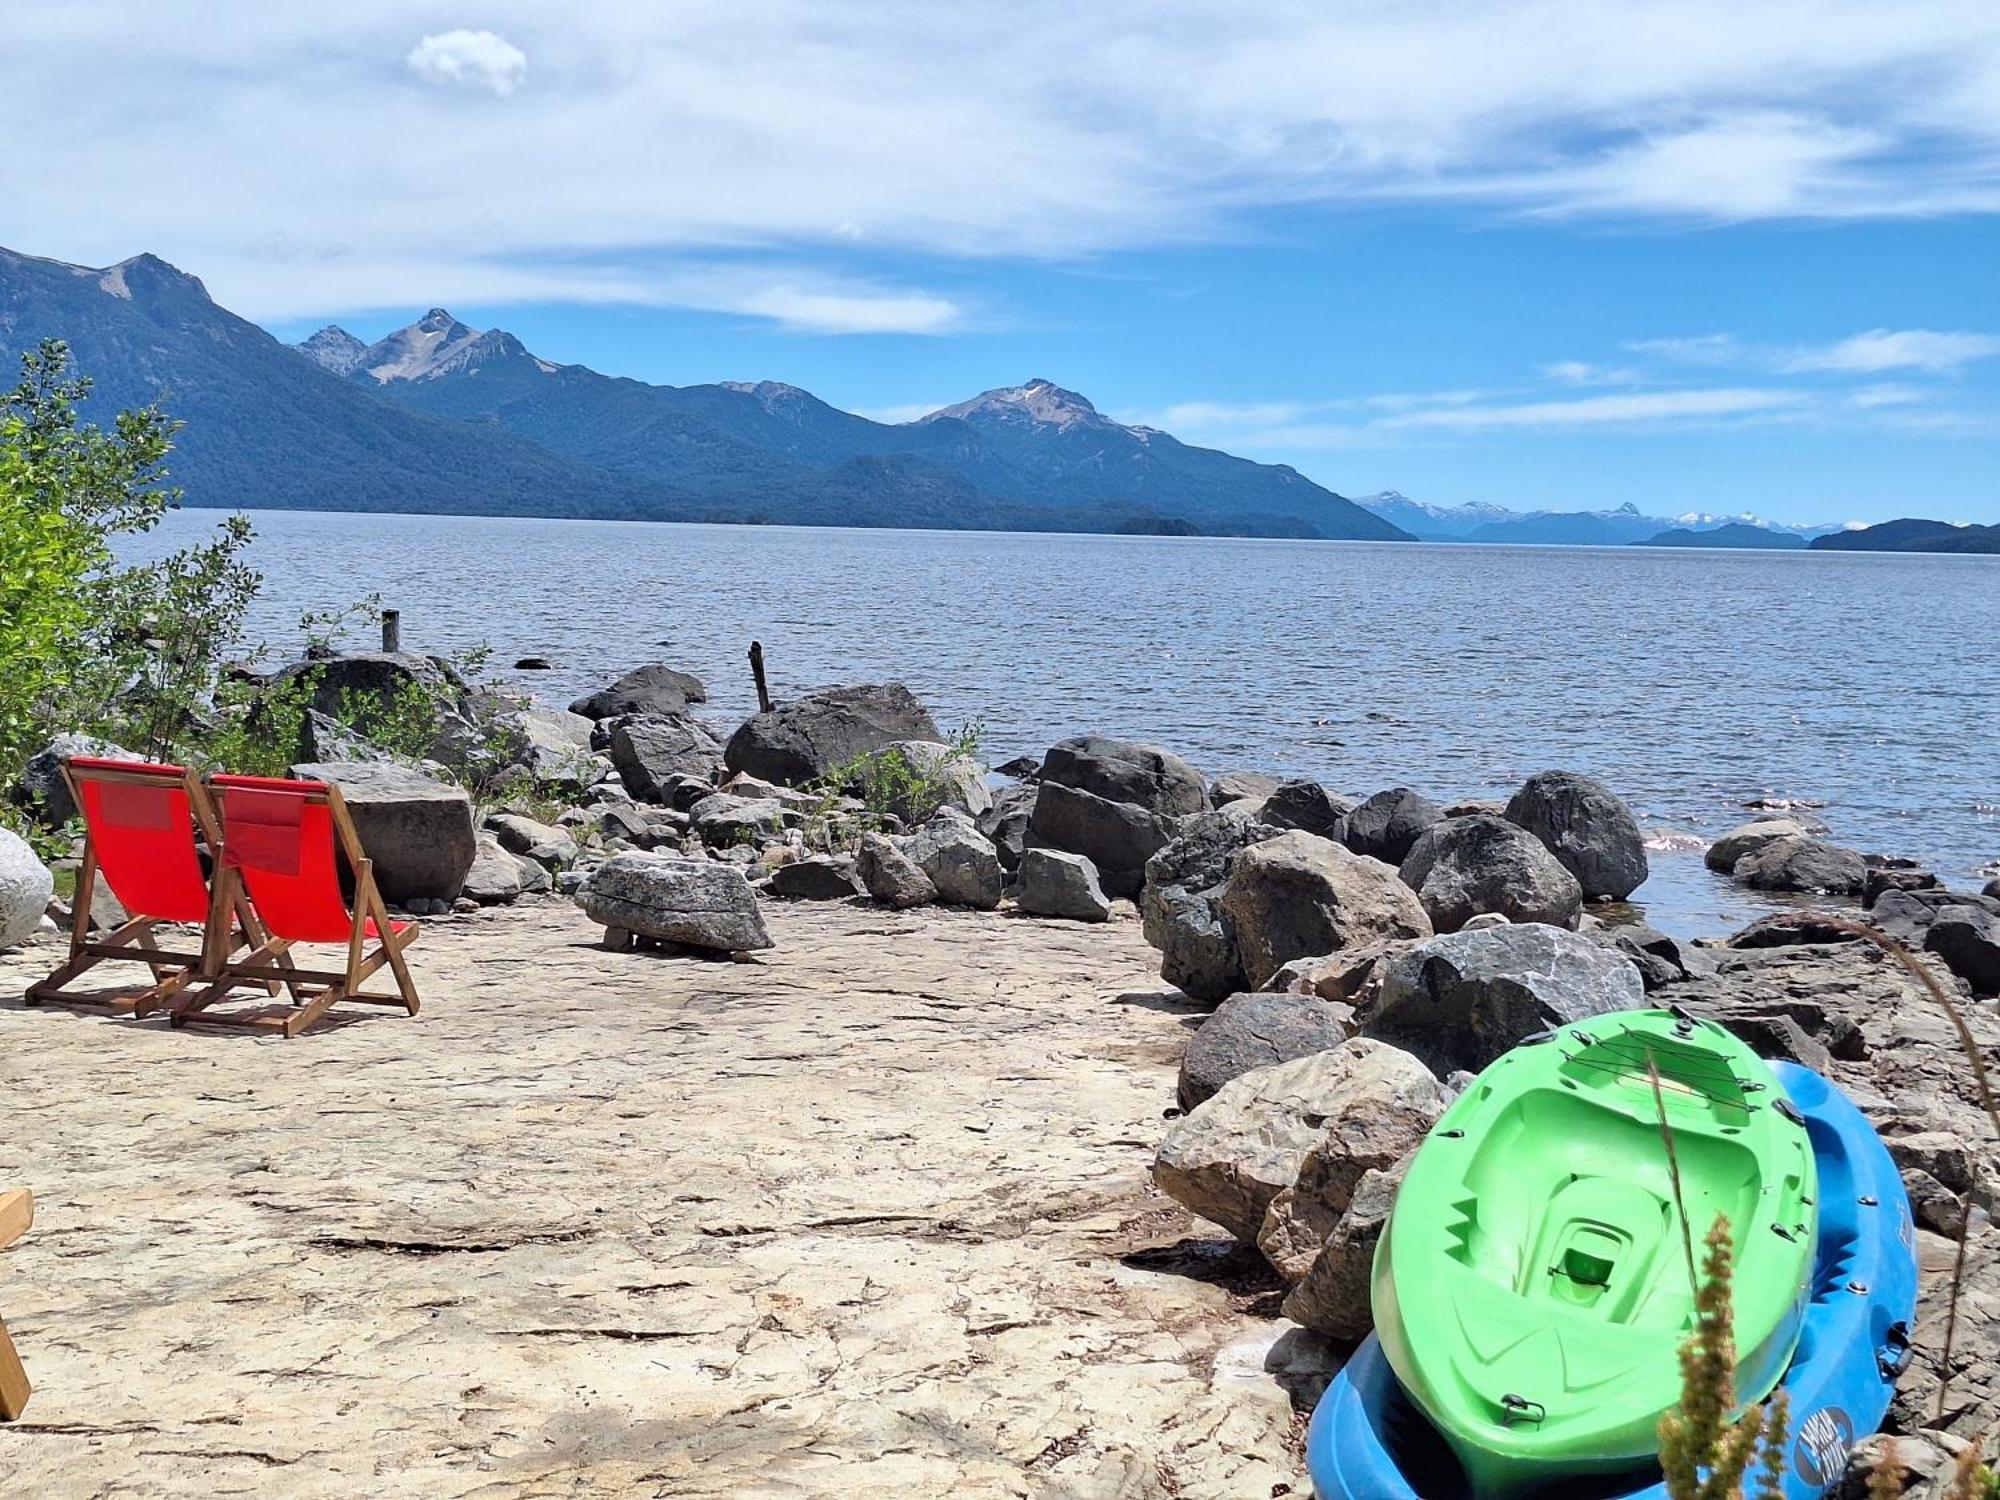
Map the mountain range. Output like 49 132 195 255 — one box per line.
1358 492 1837 547
1809 518 2000 554
0 246 1406 541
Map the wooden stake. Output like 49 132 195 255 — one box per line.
380 609 401 654
748 641 773 714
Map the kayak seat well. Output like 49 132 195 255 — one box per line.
1448 1088 1764 1332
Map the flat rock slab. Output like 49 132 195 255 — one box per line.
0 900 1309 1498
579 852 773 951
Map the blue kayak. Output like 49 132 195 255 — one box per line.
1307 1060 1918 1500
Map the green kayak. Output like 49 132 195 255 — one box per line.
1373 1009 1817 1498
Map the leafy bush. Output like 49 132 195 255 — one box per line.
803 721 984 849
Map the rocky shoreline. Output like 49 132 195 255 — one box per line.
2 653 1997 1495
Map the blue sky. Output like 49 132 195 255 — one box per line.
9 2 2000 523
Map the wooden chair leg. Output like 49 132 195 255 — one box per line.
0 1190 30 1253
0 1316 28 1421
281 982 348 1038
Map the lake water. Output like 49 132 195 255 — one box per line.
136 508 2000 937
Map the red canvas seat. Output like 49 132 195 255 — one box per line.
24 758 270 1016
172 774 421 1037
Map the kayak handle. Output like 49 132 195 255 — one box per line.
1500 1394 1546 1426
1879 1322 1915 1381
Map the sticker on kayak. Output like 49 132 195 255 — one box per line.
1793 1406 1855 1488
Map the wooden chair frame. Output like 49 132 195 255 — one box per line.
172 777 421 1038
24 763 274 1017
1 1188 32 1421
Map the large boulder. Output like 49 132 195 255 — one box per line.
1503 771 1648 900
1012 848 1111 922
1177 991 1353 1111
1280 1159 1409 1339
1152 1039 1443 1245
1923 905 2000 995
16 734 140 824
1398 814 1583 932
1732 835 1866 895
1703 818 1815 874
686 793 789 848
0 829 55 949
1211 771 1282 808
608 714 725 802
1341 787 1442 866
855 832 935 909
1026 735 1206 897
903 818 1004 909
879 739 994 820
767 854 860 900
1260 780 1354 841
569 663 708 720
275 651 471 755
1039 735 1207 815
577 853 772 952
483 696 597 789
1259 1070 1444 1282
1140 804 1282 1002
1220 832 1432 990
288 761 477 904
487 812 578 870
1361 923 1646 1076
723 683 940 785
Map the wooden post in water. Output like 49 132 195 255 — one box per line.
748 641 773 714
380 609 401 654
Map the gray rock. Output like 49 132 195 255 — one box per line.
1865 864 1938 903
1026 780 1184 898
1261 780 1354 841
0 828 56 950
855 832 935 909
576 852 772 952
1925 905 2000 995
1139 804 1282 1002
723 683 940 785
463 832 546 905
1592 921 1718 990
1012 848 1111 922
16 734 139 824
1342 787 1443 866
1503 770 1648 900
1869 885 2000 947
975 783 1036 871
1210 771 1282 808
608 714 725 802
1266 940 1412 1008
484 697 598 789
288 761 477 903
687 793 789 848
1704 818 1814 874
486 812 577 869
904 818 1004 909
1177 992 1353 1111
1152 1039 1441 1245
274 650 472 757
1362 923 1646 1077
1221 831 1432 990
1281 1158 1410 1339
1398 814 1583 932
1733 835 1867 895
569 663 708 719
1038 735 1207 815
767 854 860 900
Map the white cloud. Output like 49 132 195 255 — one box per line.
10 3 2000 319
1784 328 2000 374
1848 383 1930 408
731 285 959 335
405 30 527 96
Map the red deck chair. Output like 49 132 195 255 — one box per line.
174 773 421 1037
24 757 272 1016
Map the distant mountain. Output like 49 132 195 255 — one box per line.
0 245 1409 539
1355 491 1514 539
1635 522 1807 549
1810 518 2000 555
1463 502 1674 546
0 247 683 520
324 307 1409 539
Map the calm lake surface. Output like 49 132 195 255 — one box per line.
139 509 2000 937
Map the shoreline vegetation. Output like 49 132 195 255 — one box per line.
3 344 1998 1497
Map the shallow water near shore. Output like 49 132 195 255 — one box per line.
139 509 2000 938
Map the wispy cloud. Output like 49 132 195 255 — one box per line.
1376 387 1809 430
1783 328 2000 374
